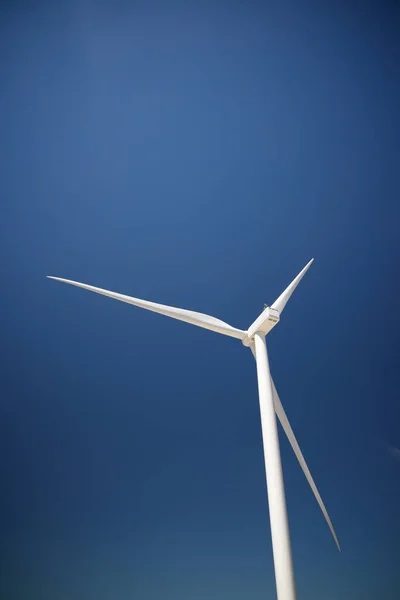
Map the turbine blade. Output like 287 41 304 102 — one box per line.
47 276 246 340
271 378 341 551
248 342 339 549
271 259 314 314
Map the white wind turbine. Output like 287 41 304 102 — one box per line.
48 259 340 600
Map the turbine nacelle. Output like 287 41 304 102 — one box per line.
242 306 280 346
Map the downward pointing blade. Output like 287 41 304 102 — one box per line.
248 343 340 550
271 259 314 314
271 378 341 551
47 276 246 340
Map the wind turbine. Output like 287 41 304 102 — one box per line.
47 258 339 600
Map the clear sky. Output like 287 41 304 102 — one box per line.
1 1 399 599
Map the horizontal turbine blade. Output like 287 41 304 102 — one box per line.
271 378 341 551
47 277 246 340
271 258 314 314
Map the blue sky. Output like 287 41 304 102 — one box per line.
1 1 399 598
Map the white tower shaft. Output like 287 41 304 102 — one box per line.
254 332 296 600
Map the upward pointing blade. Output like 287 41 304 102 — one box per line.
271 259 314 314
47 277 246 340
271 378 341 551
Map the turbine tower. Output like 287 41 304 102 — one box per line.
48 259 340 600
